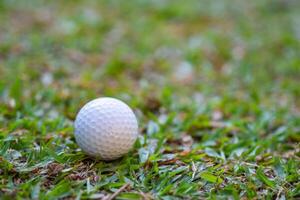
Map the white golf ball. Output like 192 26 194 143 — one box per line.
74 97 138 160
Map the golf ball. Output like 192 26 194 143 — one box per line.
74 97 138 160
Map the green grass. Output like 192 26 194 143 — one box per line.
0 0 299 199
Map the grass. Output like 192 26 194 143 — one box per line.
0 0 299 199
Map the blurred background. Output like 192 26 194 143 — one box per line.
0 0 299 121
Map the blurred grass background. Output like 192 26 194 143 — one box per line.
1 0 299 110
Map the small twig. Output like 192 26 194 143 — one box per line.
104 183 130 200
138 190 152 200
275 187 283 200
191 161 197 180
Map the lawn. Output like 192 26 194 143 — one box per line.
0 0 299 199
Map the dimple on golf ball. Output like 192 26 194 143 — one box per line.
74 97 138 160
